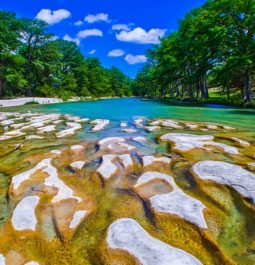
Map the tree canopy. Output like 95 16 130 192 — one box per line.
132 0 255 104
0 11 131 100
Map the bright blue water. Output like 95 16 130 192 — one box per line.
32 98 255 131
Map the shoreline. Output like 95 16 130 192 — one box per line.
0 97 63 107
0 96 129 108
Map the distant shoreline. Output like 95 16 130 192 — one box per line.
0 96 132 108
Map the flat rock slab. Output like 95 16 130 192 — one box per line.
160 133 239 155
69 210 87 229
143 155 171 167
11 196 39 231
70 161 85 170
192 160 255 203
91 119 110 132
107 218 203 265
135 172 207 228
98 137 135 153
0 254 5 265
97 154 117 179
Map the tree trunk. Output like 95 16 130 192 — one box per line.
0 78 4 99
25 87 32 97
203 75 209 99
244 71 252 103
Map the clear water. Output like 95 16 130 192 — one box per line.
30 98 255 131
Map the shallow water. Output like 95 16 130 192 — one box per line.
12 98 255 131
0 99 254 265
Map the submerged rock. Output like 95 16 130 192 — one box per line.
135 172 207 228
192 160 255 203
107 218 203 265
11 196 39 231
160 133 239 155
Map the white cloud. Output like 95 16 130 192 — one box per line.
84 13 109 23
125 54 147 65
112 24 131 31
89 49 96 55
63 34 80 45
116 27 166 44
77 29 103 39
36 9 71 25
108 49 125 57
74 20 83 26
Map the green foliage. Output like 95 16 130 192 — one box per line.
0 11 131 99
133 0 255 104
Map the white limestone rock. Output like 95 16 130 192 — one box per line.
231 137 250 146
70 161 85 170
206 124 218 130
120 122 128 128
135 172 207 229
132 136 147 144
50 150 62 155
12 158 53 190
223 125 236 130
98 137 135 152
37 125 56 133
43 160 81 203
121 128 137 133
118 154 133 169
97 155 117 179
185 123 198 129
26 135 44 140
0 254 5 265
192 160 255 203
142 155 171 167
71 145 84 151
56 122 82 138
160 133 239 155
69 210 87 229
144 126 161 132
11 196 39 231
91 119 109 132
107 218 203 265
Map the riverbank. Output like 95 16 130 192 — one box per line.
0 96 125 108
0 97 63 107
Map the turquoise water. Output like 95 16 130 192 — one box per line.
32 98 255 131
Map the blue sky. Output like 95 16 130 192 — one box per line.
0 0 206 77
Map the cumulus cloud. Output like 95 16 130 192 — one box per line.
74 20 83 26
116 27 166 44
89 49 96 55
108 49 125 57
125 54 147 65
63 34 80 45
36 9 71 25
77 29 103 39
84 13 109 23
112 24 131 31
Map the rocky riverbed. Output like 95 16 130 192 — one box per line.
0 111 254 265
